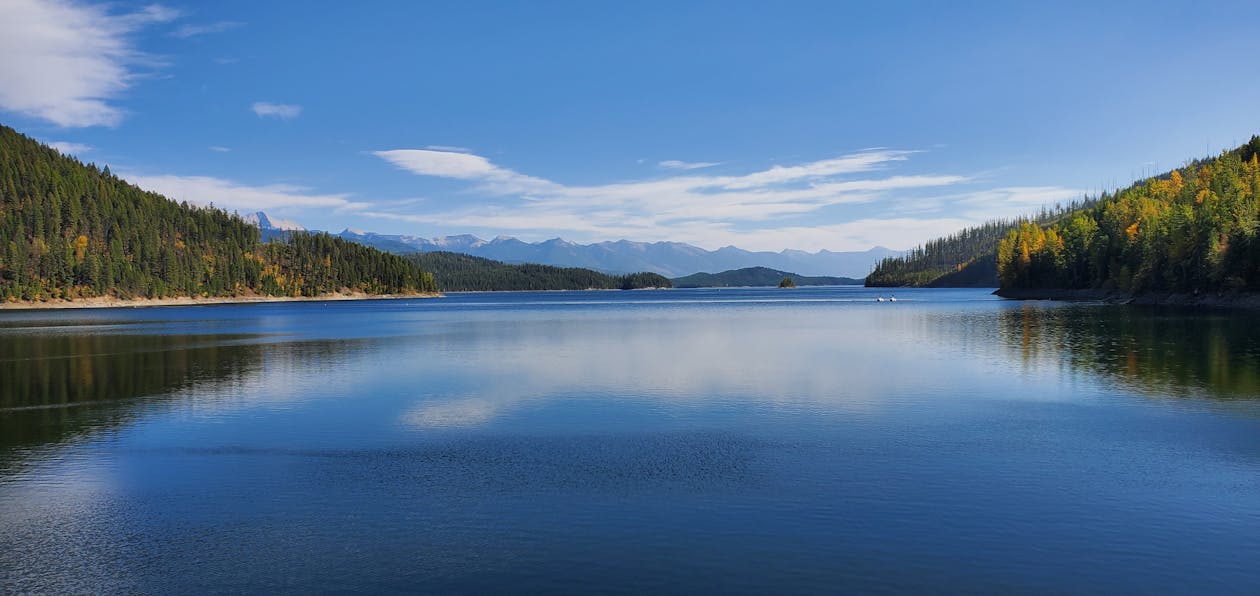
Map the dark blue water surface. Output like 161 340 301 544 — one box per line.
2 287 1259 593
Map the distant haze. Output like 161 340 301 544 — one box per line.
248 211 895 278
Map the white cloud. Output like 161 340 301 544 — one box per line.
367 145 1088 251
368 147 970 248
170 21 242 38
375 147 932 205
721 151 913 189
659 159 720 170
0 0 176 127
120 173 369 214
718 217 977 252
953 186 1086 219
376 149 504 179
969 186 1084 206
374 149 557 193
48 141 92 155
251 102 302 119
208 145 231 152
115 4 180 27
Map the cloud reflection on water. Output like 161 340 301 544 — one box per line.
395 304 1010 429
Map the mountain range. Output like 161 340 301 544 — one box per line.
241 212 896 278
342 229 898 278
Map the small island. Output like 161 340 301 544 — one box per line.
406 251 671 292
673 266 861 288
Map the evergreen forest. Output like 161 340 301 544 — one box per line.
0 125 437 301
407 251 671 291
998 138 1260 293
865 205 1092 287
673 266 860 288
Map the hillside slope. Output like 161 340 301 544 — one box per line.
0 125 436 301
998 137 1260 294
672 267 862 288
865 213 1084 288
407 251 671 291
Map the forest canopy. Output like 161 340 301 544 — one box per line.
0 124 436 301
997 137 1260 293
864 208 1090 288
407 251 671 291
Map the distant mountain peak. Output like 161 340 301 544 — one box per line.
332 227 899 277
244 211 306 232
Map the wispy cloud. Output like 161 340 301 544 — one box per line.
208 145 231 152
714 217 977 252
251 102 302 119
121 173 370 214
965 186 1084 207
170 20 242 38
659 159 720 170
115 4 180 27
0 0 177 127
48 141 92 155
951 186 1086 219
374 149 556 193
369 146 976 250
424 145 472 153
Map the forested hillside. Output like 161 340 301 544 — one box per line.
866 220 1020 287
672 267 861 288
998 137 1260 293
0 125 436 301
866 206 1090 287
407 251 671 291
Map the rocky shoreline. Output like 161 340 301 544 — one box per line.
993 288 1260 308
0 291 441 311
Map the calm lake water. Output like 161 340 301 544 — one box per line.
2 287 1259 593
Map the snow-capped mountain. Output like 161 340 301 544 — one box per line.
246 211 897 278
337 228 898 278
242 211 306 232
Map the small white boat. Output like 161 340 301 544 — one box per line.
890 296 897 302
876 297 885 302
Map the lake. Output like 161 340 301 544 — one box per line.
2 287 1259 593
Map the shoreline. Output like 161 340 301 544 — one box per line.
0 291 442 311
993 288 1260 308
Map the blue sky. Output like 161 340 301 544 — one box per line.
2 0 1259 251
